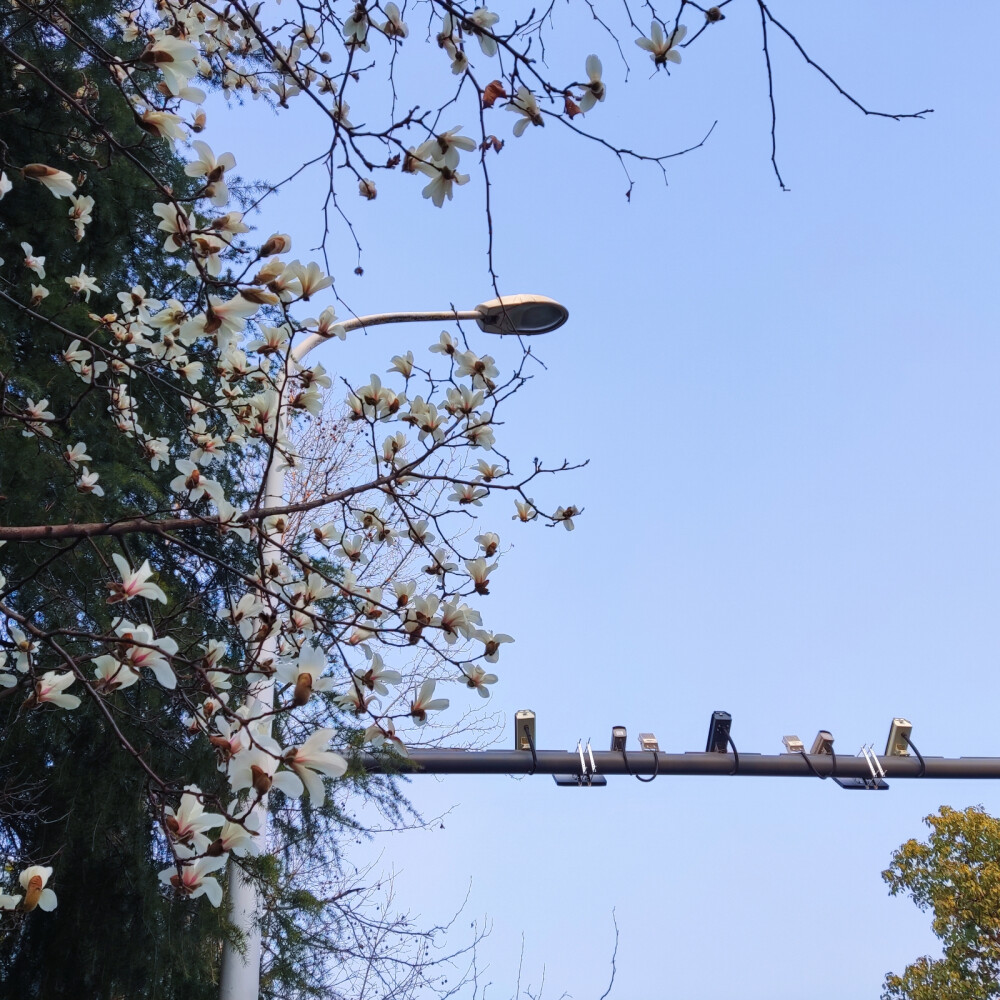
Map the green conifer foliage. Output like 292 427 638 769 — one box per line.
0 2 236 993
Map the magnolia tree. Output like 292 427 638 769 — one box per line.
0 0 926 983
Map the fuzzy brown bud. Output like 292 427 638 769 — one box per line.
250 764 272 796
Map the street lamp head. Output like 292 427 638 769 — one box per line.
474 293 569 335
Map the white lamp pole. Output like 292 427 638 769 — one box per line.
218 294 567 1000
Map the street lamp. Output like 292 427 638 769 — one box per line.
219 292 567 1000
474 293 569 335
291 292 569 360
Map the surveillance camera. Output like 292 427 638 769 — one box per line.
885 718 912 757
515 710 536 751
706 711 732 753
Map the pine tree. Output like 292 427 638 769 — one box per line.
1 2 235 992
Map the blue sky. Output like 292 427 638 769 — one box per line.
207 3 1000 996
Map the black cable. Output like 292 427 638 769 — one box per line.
620 749 633 775
727 735 740 775
635 750 659 783
522 724 537 775
798 750 828 780
903 734 927 777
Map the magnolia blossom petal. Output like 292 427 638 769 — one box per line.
270 770 304 798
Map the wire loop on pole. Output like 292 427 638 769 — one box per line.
635 751 659 783
727 735 740 775
903 734 927 777
798 751 828 780
523 724 537 775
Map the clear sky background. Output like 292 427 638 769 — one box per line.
206 3 1000 996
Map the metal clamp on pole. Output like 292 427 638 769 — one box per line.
554 739 607 787
834 744 889 790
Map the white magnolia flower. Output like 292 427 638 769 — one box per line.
465 419 495 450
229 735 304 799
382 2 408 38
164 785 225 844
140 35 199 95
353 652 402 695
468 7 500 56
213 805 263 857
314 305 345 340
158 854 226 906
449 483 488 506
475 531 501 556
419 164 470 207
334 684 375 715
20 242 46 279
421 549 458 576
0 171 11 199
465 557 497 594
140 108 187 141
9 626 38 671
635 21 687 66
92 654 141 692
429 331 458 356
64 265 101 301
185 141 236 206
220 592 265 640
152 202 190 251
393 580 416 607
19 865 57 912
35 671 81 710
276 642 336 706
552 504 580 530
454 350 499 387
439 600 482 642
113 620 179 689
507 87 544 136
287 728 348 804
416 126 477 171
513 499 537 522
22 398 54 437
364 718 407 754
337 533 369 565
107 553 168 604
169 459 224 504
76 467 104 497
343 3 370 47
388 351 415 378
578 54 606 112
287 260 333 299
68 194 95 228
410 679 449 725
462 664 498 698
407 520 436 546
22 163 76 198
474 628 514 663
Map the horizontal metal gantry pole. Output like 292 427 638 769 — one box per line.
361 750 1000 780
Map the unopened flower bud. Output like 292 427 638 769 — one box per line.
250 765 272 796
259 233 291 257
293 672 313 707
